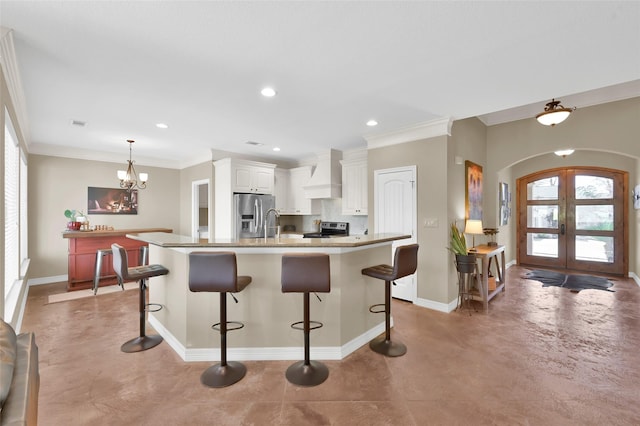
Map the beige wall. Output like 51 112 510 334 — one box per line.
178 161 214 237
28 155 180 279
487 97 640 274
368 135 451 305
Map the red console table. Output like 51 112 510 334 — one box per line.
62 228 172 291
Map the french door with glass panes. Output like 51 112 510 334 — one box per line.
517 167 627 276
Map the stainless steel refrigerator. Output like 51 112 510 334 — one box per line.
234 193 276 239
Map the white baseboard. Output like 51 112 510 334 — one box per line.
148 313 387 362
414 297 456 313
28 275 68 286
629 272 640 287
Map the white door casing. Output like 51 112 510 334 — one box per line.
374 166 417 302
192 179 210 240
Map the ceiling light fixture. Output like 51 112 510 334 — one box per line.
536 98 576 126
117 140 148 192
366 120 378 127
273 147 281 152
156 123 168 129
261 87 277 97
554 149 575 157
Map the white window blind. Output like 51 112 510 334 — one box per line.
20 151 28 267
4 114 19 297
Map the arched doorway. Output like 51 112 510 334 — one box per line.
517 167 628 276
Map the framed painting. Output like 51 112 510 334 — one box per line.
465 160 483 220
87 187 138 215
499 182 509 226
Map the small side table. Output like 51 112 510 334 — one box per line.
469 244 506 311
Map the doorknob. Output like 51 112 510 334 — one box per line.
560 224 565 235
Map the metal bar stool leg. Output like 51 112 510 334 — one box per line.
121 278 163 353
93 250 104 295
369 280 407 357
285 292 329 387
200 292 247 388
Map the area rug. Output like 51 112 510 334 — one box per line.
47 282 138 304
524 269 614 293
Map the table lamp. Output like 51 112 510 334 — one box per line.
464 219 483 251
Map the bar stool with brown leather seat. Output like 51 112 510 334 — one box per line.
188 251 252 388
361 243 419 357
111 243 169 353
281 253 331 387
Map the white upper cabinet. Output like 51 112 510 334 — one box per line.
274 168 290 214
341 158 368 215
225 159 275 194
288 166 321 215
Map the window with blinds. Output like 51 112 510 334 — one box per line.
20 151 27 267
4 111 20 298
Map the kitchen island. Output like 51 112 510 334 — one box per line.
126 232 411 362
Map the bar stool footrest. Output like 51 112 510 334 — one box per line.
369 303 386 314
211 321 245 332
291 320 323 331
145 303 163 313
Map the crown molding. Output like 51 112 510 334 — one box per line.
29 143 181 169
364 117 453 150
0 28 31 146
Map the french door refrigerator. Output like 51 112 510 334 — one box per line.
234 193 276 239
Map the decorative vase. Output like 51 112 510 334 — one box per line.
455 254 476 273
67 221 81 231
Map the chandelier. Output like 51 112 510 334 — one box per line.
117 140 148 191
536 98 576 126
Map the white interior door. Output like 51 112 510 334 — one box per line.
192 179 210 240
374 166 417 302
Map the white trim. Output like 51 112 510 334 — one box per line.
0 29 30 146
415 297 457 313
629 272 640 287
191 178 210 239
149 314 387 362
28 275 68 286
365 117 453 150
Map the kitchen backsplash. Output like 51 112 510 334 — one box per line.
299 198 368 234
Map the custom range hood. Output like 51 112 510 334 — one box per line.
303 149 342 199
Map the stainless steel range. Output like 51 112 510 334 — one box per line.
303 221 349 238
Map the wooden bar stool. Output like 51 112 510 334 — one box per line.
189 251 252 388
361 244 419 357
111 243 169 353
281 253 330 387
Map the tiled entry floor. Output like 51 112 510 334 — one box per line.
21 266 640 425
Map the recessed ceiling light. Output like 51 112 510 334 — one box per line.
156 123 168 129
366 120 378 127
261 87 277 97
273 147 281 152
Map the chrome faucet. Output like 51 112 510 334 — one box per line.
264 208 280 240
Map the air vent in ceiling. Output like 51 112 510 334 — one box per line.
70 119 87 127
246 141 264 146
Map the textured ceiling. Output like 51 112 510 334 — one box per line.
1 1 639 168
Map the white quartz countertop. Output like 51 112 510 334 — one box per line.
126 232 411 248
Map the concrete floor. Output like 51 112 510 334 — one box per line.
21 265 640 425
